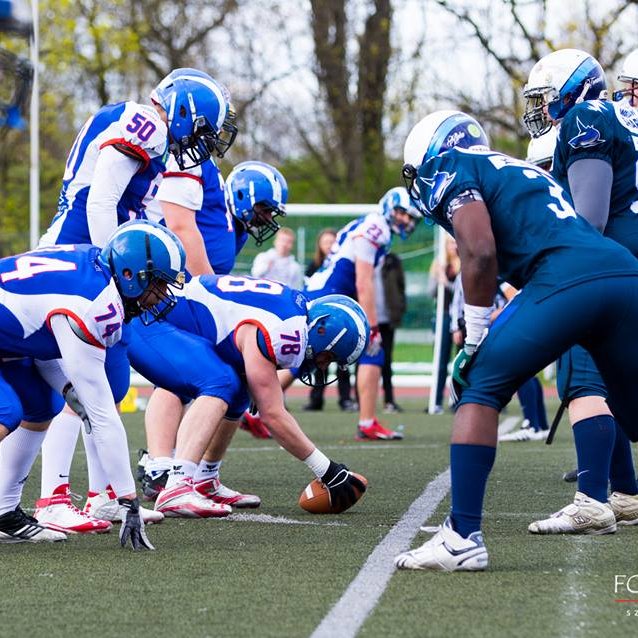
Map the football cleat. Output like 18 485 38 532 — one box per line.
498 420 549 442
84 486 164 525
563 468 578 483
0 506 67 543
394 517 488 572
136 448 149 482
240 411 272 439
141 469 169 501
154 479 232 518
356 420 404 441
34 484 112 534
528 492 617 535
609 491 638 526
194 477 261 509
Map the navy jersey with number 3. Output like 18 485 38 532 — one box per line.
417 147 637 289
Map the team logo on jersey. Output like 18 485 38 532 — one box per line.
420 171 456 211
568 117 605 149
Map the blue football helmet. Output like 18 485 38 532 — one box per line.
299 295 370 387
150 68 237 169
379 187 421 239
224 161 288 246
523 49 607 138
402 110 489 216
99 220 186 324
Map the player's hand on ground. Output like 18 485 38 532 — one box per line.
118 497 155 551
321 461 367 512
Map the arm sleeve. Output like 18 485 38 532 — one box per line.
567 158 613 233
86 145 142 247
49 314 136 497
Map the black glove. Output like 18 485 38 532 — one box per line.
62 383 92 434
118 497 155 551
321 461 367 513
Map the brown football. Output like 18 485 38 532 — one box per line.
298 472 368 514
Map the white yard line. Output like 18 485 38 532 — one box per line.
228 443 443 453
310 468 451 638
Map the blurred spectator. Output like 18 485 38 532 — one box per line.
427 234 461 413
303 228 356 412
377 252 407 413
251 226 303 289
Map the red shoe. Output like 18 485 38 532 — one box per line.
356 420 404 441
194 478 261 509
34 484 112 534
154 479 232 518
240 411 272 439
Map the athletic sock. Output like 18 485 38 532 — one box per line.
517 377 540 431
573 415 615 503
358 419 373 428
194 460 222 482
165 459 197 489
609 423 638 496
0 427 47 515
81 426 110 493
450 443 496 538
40 412 81 496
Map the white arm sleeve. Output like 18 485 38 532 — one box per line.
86 145 141 247
352 236 377 264
49 314 136 497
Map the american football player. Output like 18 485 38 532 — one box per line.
129 278 369 518
303 186 420 441
523 49 638 535
0 220 185 547
135 161 287 509
394 109 638 571
31 68 233 534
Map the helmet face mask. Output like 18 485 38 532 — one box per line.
613 49 638 105
100 220 186 325
379 186 422 238
225 161 288 246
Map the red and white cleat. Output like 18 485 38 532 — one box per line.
34 484 112 534
83 485 164 525
194 477 261 509
154 479 232 518
356 420 404 441
240 411 272 439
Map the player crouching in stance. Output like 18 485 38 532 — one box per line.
394 110 638 571
0 220 186 548
129 276 369 518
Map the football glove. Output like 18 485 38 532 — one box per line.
118 497 155 551
452 343 478 389
62 383 91 434
321 460 367 513
366 326 382 357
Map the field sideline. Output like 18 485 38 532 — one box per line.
5 397 637 638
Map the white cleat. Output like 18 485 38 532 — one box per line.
528 492 617 535
154 479 232 518
84 486 164 525
609 491 638 526
34 484 112 534
0 506 67 543
194 478 261 509
394 517 489 572
499 421 549 442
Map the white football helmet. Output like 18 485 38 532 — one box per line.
378 187 421 238
525 127 557 171
614 49 638 105
402 110 489 216
523 49 607 138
